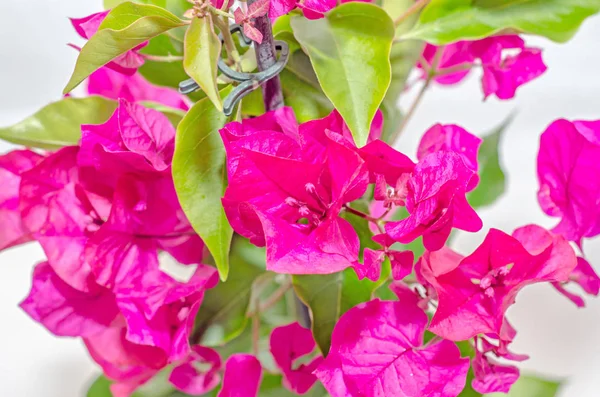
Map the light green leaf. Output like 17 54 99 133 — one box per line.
293 268 376 354
403 0 600 45
172 87 233 281
486 375 561 397
291 2 395 147
280 52 333 123
0 96 117 149
468 115 512 208
194 254 264 346
64 2 185 94
184 16 223 111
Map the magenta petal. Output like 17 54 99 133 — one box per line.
356 248 385 282
417 124 482 175
471 351 520 394
218 354 263 397
70 11 109 39
268 0 296 20
20 262 118 337
390 249 414 281
359 139 415 185
316 299 469 397
169 346 222 395
0 149 44 250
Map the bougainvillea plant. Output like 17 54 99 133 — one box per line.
2 0 600 396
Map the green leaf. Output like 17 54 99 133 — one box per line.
86 376 114 397
260 374 329 397
64 2 185 94
380 0 424 141
194 254 264 346
172 87 233 281
184 16 223 111
486 375 561 397
280 51 333 123
0 96 117 149
291 2 395 147
293 268 376 354
468 115 512 208
404 0 600 45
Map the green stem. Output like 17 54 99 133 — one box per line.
213 15 242 69
394 0 429 27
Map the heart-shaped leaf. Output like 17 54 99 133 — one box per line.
0 96 116 149
291 2 395 147
172 87 233 281
64 2 185 94
403 0 600 45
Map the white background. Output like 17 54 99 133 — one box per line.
1 1 600 396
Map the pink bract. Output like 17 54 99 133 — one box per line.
270 322 323 394
537 119 600 243
169 346 222 395
218 354 263 397
315 297 469 397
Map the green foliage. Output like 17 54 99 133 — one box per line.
468 115 513 208
291 2 395 146
0 96 116 149
293 268 379 355
183 16 223 111
380 0 424 141
172 87 233 281
403 0 600 45
486 375 561 397
194 254 264 346
64 2 185 94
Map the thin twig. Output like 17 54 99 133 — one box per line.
394 0 430 27
213 15 242 69
246 278 293 317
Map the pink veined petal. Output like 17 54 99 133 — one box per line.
0 149 44 250
390 249 414 281
417 123 482 174
359 139 415 185
247 0 270 18
315 299 469 397
169 346 222 395
20 262 119 338
270 322 323 394
355 248 385 282
420 42 475 85
218 354 263 397
268 0 297 20
243 23 264 44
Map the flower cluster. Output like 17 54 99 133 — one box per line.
2 2 599 397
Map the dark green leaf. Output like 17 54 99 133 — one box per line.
486 375 561 397
0 96 116 149
184 16 223 111
293 268 377 355
404 0 600 45
468 116 512 208
64 2 185 94
291 2 395 146
273 14 301 53
260 374 328 397
172 87 233 280
194 254 264 346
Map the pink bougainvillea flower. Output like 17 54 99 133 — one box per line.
297 0 373 20
385 151 482 251
315 297 469 397
88 67 188 110
355 245 413 282
218 354 263 397
553 256 600 307
19 147 107 292
359 139 415 185
270 322 323 394
85 320 167 397
169 346 222 395
0 149 43 250
420 35 546 100
79 99 176 184
70 11 146 75
20 261 119 338
471 348 519 394
423 226 576 342
221 108 370 274
537 119 600 243
87 175 204 290
417 124 482 191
